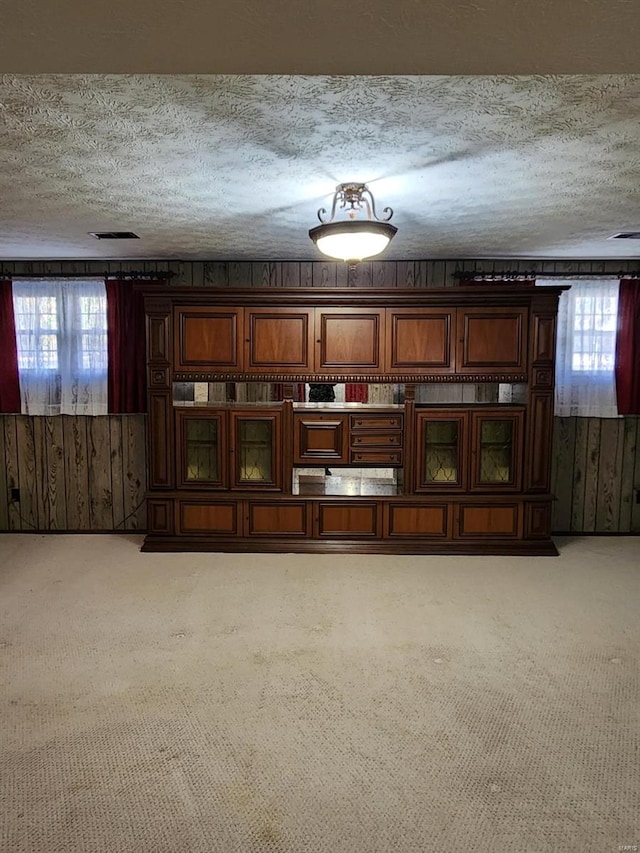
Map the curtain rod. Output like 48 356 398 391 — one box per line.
0 271 175 280
453 270 640 280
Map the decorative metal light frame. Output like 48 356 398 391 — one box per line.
309 182 397 263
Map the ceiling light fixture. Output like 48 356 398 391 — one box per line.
309 182 397 263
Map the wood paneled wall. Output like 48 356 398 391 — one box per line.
1 257 639 534
0 416 146 531
551 416 640 534
2 258 639 288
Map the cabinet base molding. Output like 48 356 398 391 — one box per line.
141 535 559 556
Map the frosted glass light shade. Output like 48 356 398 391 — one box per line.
309 221 397 262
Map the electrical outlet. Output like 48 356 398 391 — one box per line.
10 487 20 503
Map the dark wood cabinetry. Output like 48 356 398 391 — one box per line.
469 409 524 492
293 413 349 464
229 410 282 490
456 307 528 375
174 306 242 371
144 286 567 555
315 309 384 372
176 410 228 489
385 309 455 373
245 308 314 373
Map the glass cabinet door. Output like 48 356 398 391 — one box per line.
177 412 227 488
230 411 282 490
470 410 523 491
415 412 467 491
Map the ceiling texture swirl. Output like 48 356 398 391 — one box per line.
0 74 639 260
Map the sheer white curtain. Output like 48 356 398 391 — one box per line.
12 279 108 416
538 279 619 418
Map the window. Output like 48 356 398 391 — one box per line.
538 279 620 418
12 279 108 415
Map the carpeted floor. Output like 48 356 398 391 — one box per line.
0 534 638 853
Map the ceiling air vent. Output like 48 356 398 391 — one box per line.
89 231 140 240
609 232 640 240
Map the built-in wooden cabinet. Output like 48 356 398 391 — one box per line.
456 307 528 375
144 286 567 555
293 413 349 465
469 409 523 492
385 309 455 373
176 410 227 489
174 306 242 371
414 407 523 493
176 408 282 492
173 301 531 378
415 410 468 491
244 308 314 374
230 410 282 490
315 309 385 372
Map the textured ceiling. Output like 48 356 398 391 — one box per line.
1 74 639 260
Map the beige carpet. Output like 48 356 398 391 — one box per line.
1 535 638 853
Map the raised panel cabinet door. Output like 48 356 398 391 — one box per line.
469 409 524 492
246 502 311 536
293 413 349 464
175 410 228 489
385 310 455 373
178 501 240 535
316 502 381 537
174 306 242 371
456 503 521 538
245 309 314 374
457 307 528 375
415 411 468 491
385 503 450 538
315 309 384 372
230 410 282 490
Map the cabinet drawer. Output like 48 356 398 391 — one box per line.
179 501 240 535
350 450 403 465
247 502 310 536
456 503 520 538
351 432 402 448
386 504 450 538
317 502 380 537
350 415 402 430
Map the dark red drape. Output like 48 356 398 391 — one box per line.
615 279 640 416
0 279 21 413
106 279 149 413
345 383 369 403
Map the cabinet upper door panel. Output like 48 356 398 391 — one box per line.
385 310 455 373
174 306 242 371
316 309 384 372
457 307 528 375
245 309 314 374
